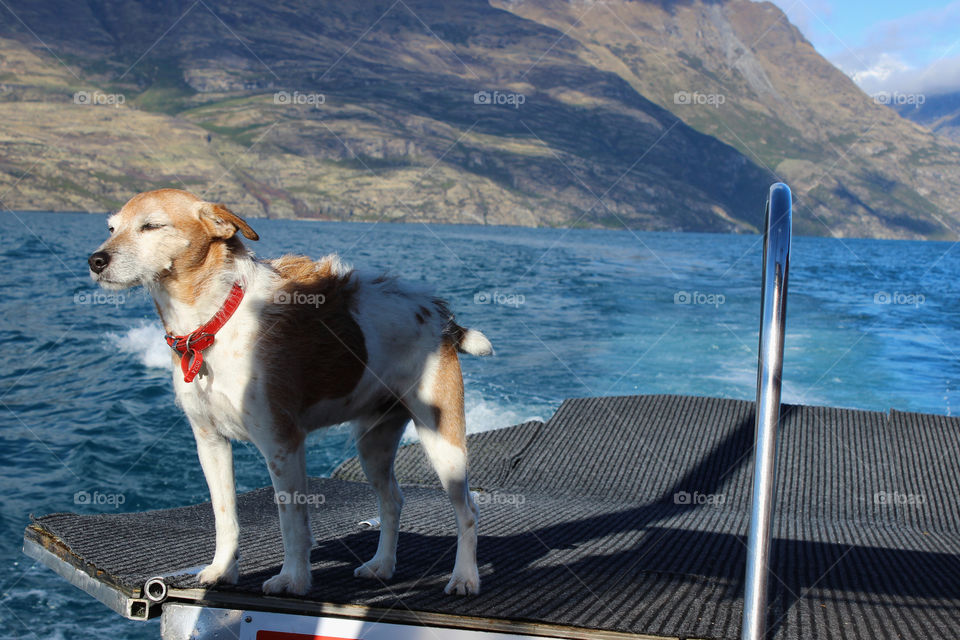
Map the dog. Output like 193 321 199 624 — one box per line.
87 188 491 596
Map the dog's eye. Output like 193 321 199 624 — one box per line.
140 223 165 231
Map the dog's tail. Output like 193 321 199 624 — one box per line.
436 298 494 356
457 327 494 357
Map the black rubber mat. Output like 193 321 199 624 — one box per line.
335 419 546 491
27 395 960 639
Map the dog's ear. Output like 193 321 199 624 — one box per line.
198 202 259 241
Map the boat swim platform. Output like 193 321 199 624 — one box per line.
23 394 960 639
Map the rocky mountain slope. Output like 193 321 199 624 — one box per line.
896 91 960 144
1 0 958 238
496 0 960 238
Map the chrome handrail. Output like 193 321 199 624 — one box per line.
742 182 792 640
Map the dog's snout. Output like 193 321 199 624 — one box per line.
88 251 111 274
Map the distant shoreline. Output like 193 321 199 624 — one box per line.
3 209 954 242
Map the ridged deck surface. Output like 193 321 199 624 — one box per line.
28 394 960 639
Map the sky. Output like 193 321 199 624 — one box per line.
769 0 960 96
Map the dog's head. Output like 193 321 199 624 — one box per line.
88 189 258 291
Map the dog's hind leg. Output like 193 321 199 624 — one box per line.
252 426 313 596
192 423 240 586
408 343 480 595
352 408 409 581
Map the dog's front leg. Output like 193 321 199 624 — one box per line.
254 432 312 596
192 424 240 587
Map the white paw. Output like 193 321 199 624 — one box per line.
197 561 239 587
444 566 480 595
354 555 396 581
262 569 310 595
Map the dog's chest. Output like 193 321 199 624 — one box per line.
173 318 261 440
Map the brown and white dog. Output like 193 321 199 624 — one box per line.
87 188 491 596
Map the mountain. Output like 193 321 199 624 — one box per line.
495 0 960 238
0 0 958 239
896 91 960 144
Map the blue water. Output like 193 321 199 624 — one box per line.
2 211 959 639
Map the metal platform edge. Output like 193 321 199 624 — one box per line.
23 523 680 640
160 589 680 640
23 523 155 621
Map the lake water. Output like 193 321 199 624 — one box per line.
2 211 958 639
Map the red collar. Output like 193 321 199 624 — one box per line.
164 282 245 383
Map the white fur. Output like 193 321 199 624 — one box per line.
90 202 490 597
460 329 494 356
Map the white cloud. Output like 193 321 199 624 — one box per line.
855 54 960 97
829 2 960 96
849 53 910 91
767 0 960 96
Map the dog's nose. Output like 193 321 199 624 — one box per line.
88 251 111 274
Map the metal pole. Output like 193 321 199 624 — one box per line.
741 183 792 640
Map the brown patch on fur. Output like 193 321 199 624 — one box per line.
122 188 200 217
166 237 233 306
269 254 340 282
431 342 467 450
260 254 368 437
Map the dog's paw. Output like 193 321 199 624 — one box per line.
444 566 480 596
262 569 310 596
197 561 239 587
354 555 396 581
